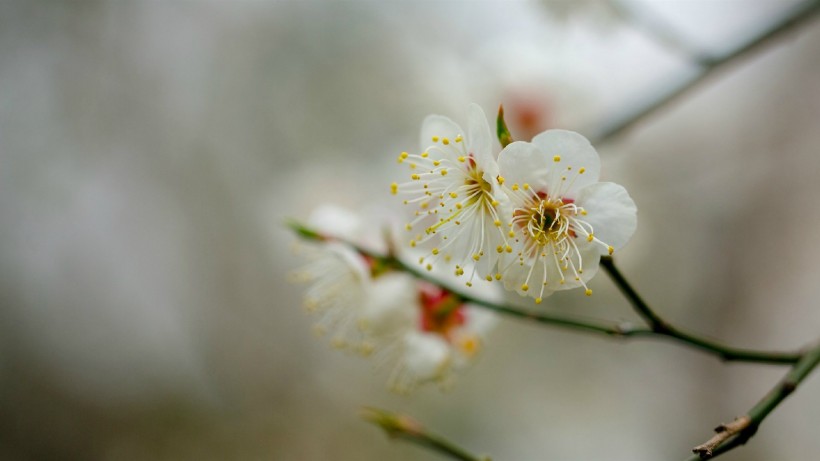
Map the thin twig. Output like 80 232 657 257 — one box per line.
362 407 490 461
288 221 802 365
588 0 820 144
599 257 800 364
685 340 820 460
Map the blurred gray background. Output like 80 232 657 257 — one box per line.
1 1 819 460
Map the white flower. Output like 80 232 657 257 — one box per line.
386 256 500 392
392 104 509 286
497 130 637 303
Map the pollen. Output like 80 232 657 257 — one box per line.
440 169 448 176
485 275 492 281
433 160 441 166
535 297 542 304
457 156 466 162
495 273 502 280
421 151 429 158
442 137 450 145
432 248 439 255
511 184 519 191
432 136 439 142
521 284 529 292
523 183 530 190
497 175 505 185
494 219 501 227
587 233 594 242
411 174 420 180
390 182 398 195
579 167 586 174
553 155 561 162
585 289 593 296
449 192 458 198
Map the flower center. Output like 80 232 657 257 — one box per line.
513 194 575 247
418 284 465 339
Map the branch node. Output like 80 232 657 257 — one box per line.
692 415 751 459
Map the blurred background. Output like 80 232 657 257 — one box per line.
1 1 819 460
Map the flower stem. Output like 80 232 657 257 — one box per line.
686 339 820 460
599 257 801 364
588 0 820 144
362 407 490 461
288 221 802 365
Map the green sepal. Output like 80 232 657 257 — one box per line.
496 104 513 148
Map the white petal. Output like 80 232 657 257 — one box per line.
466 103 498 178
576 182 637 253
308 205 361 241
362 273 418 338
531 130 600 196
401 331 451 382
497 141 552 192
501 241 601 298
419 114 463 153
462 306 498 337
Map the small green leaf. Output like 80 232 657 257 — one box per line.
285 219 324 241
496 104 513 148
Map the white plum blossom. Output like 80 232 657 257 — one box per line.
385 252 500 392
392 104 509 287
292 206 416 353
497 130 637 303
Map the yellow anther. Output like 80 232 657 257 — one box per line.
442 137 450 145
457 156 466 162
421 151 429 158
400 152 409 159
585 289 593 296
405 224 412 231
608 246 615 255
485 275 492 282
579 167 586 174
455 135 463 143
455 203 462 209
409 163 416 169
495 273 502 280
496 245 503 253
432 160 441 166
397 156 404 163
419 257 424 263
432 248 439 255
472 253 480 261
432 136 439 142
411 174 420 180
409 240 416 247
521 284 529 292
390 182 398 195
449 192 458 198
553 155 561 162
587 233 594 242
511 184 519 191
426 264 432 271
497 175 505 185
444 254 452 262
535 297 542 304
581 210 588 216
494 219 501 227
420 201 429 209
466 282 473 287
523 183 530 190
441 169 448 176
491 200 499 206
508 231 515 238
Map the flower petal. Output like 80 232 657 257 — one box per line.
400 331 451 382
576 182 637 253
497 140 552 191
530 130 600 196
466 103 498 178
419 114 463 154
362 273 418 338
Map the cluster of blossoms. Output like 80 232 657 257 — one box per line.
393 104 637 303
293 104 636 390
292 205 498 392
